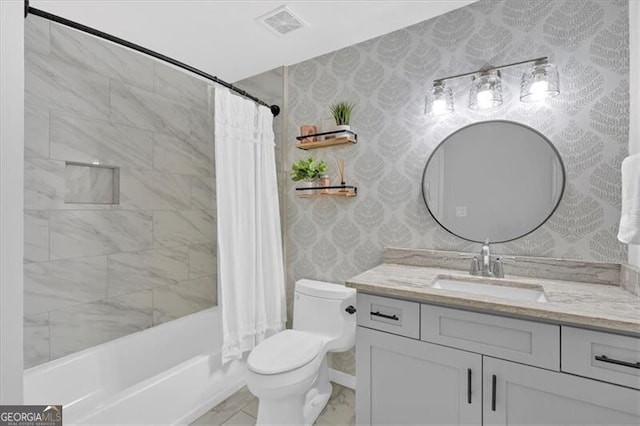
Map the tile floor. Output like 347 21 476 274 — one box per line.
190 383 355 425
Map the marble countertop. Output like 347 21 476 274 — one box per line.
346 262 640 336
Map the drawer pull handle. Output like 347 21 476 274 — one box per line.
491 374 497 411
370 311 399 321
595 355 640 369
467 368 472 404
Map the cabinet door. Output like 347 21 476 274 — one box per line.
356 326 481 425
483 357 640 426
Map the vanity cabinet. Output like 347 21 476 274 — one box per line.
356 327 481 425
356 293 640 425
483 357 640 425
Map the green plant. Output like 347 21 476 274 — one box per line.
290 157 328 182
329 101 356 126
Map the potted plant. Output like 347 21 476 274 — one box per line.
291 157 328 190
329 101 356 136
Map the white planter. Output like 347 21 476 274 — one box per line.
335 124 351 138
298 179 318 194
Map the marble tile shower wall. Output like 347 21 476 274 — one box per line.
285 0 629 375
23 16 217 368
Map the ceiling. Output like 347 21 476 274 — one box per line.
30 1 476 82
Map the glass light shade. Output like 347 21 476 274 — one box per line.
468 70 502 110
428 82 454 116
520 62 559 102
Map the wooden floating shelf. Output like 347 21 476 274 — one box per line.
296 136 357 150
295 130 358 150
295 185 357 198
296 190 357 198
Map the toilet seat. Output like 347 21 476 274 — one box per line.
248 330 324 375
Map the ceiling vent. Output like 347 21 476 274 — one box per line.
257 6 307 36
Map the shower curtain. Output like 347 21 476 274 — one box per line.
213 87 286 363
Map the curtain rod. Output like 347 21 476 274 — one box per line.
24 3 281 117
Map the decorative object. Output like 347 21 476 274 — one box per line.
330 101 356 125
321 117 336 140
426 56 560 114
335 158 350 193
291 157 328 190
329 102 356 136
319 174 330 194
299 125 318 143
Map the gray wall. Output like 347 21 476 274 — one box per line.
284 0 629 374
23 16 217 368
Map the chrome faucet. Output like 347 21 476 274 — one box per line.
480 240 492 275
462 239 505 278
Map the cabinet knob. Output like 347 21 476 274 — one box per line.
345 305 356 315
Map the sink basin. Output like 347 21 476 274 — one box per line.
432 278 548 303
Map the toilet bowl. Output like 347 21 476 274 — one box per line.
246 279 356 425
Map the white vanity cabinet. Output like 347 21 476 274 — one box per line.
356 293 640 425
356 327 482 425
483 357 640 425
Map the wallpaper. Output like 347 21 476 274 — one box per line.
284 0 630 374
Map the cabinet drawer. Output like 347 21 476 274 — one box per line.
421 304 560 370
357 293 420 339
562 326 640 390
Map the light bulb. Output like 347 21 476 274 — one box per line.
520 62 559 102
428 81 454 116
476 90 494 109
528 79 549 102
431 99 448 115
469 70 502 110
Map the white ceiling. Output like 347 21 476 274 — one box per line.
30 1 476 82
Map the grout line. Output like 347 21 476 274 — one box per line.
29 243 192 264
46 311 52 363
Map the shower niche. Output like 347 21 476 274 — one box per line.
64 162 120 205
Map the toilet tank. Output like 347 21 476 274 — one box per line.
293 279 356 352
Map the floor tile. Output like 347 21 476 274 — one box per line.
190 383 354 426
222 411 256 426
315 384 356 425
190 411 223 425
191 387 255 425
241 399 259 418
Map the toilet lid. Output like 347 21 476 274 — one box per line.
247 330 324 375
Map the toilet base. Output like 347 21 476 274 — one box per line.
255 357 332 426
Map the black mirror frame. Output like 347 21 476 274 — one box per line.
421 120 566 244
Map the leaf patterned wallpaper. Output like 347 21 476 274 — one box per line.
283 0 629 374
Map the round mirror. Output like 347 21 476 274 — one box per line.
422 120 565 243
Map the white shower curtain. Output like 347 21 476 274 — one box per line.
213 87 286 363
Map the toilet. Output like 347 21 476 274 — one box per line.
246 279 357 425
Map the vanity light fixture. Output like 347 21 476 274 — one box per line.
427 81 454 115
468 69 503 110
520 60 560 102
427 56 559 115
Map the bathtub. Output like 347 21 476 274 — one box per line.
24 308 247 425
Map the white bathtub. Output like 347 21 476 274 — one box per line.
24 308 247 425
